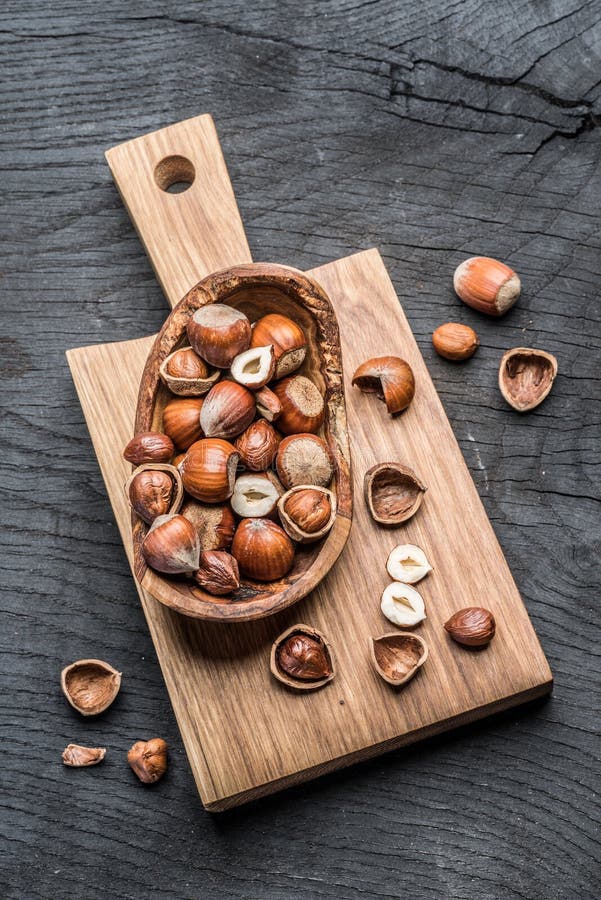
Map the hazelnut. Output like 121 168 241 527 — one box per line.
255 385 282 422
272 375 324 435
230 345 276 389
230 473 282 519
364 462 426 526
186 303 251 368
498 347 558 412
278 486 336 544
126 464 183 524
141 513 200 574
180 438 239 503
235 420 280 471
199 380 256 440
432 323 479 361
380 582 426 628
62 744 106 767
386 544 432 584
250 313 307 378
180 500 236 550
127 738 168 784
159 347 219 397
231 518 295 581
352 357 415 415
454 256 520 316
123 432 174 466
275 433 334 489
194 550 240 596
370 633 428 686
60 658 122 716
162 397 204 450
270 624 335 690
444 607 496 647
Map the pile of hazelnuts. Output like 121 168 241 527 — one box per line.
123 305 337 597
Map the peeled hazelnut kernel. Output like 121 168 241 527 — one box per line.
61 659 122 716
231 518 295 581
162 397 204 450
200 380 256 440
270 624 335 690
444 607 496 647
386 544 432 584
278 485 336 543
235 420 280 472
352 357 415 415
381 583 426 628
180 499 236 550
123 432 174 466
127 738 168 784
432 323 480 361
250 313 307 378
230 345 276 389
126 465 182 524
273 375 325 435
498 347 558 412
231 473 282 518
180 438 239 503
62 744 106 767
255 385 282 422
370 633 428 686
141 513 200 574
167 347 208 379
194 550 240 596
276 433 334 489
186 303 251 368
454 256 520 316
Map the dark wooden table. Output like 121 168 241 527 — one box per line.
2 2 600 898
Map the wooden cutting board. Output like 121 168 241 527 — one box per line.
67 115 552 811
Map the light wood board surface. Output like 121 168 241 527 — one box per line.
67 115 552 811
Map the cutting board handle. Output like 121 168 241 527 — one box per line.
105 114 253 309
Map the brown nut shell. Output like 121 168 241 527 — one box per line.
370 633 428 686
235 420 280 471
180 500 236 551
141 513 200 574
275 433 334 490
180 438 239 503
61 658 122 716
200 380 256 440
498 347 558 412
159 347 220 396
186 303 251 368
162 397 204 450
444 607 496 647
62 744 107 767
231 517 295 581
250 313 307 378
125 463 183 524
194 550 240 596
352 356 415 415
123 432 174 466
432 323 480 361
270 624 335 690
454 256 520 316
364 462 426 526
272 375 325 435
127 738 168 784
255 385 282 422
278 485 336 543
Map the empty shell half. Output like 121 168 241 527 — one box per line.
386 544 432 584
370 632 428 686
498 347 558 412
381 582 426 628
364 462 426 526
60 658 122 716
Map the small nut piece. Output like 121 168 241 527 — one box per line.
230 345 276 389
162 397 204 450
386 544 432 584
141 513 200 574
123 432 174 466
235 420 280 472
187 304 251 368
250 313 307 378
180 439 239 503
352 357 415 415
127 738 168 784
194 550 240 596
273 375 325 435
270 624 335 690
61 659 122 716
364 463 426 526
276 433 334 489
444 607 496 647
454 256 520 316
370 633 428 686
432 323 479 361
125 464 183 524
255 385 282 422
180 500 236 550
62 744 106 767
381 583 426 628
200 381 256 440
278 486 336 544
231 473 282 518
159 347 220 396
231 518 295 581
498 347 558 412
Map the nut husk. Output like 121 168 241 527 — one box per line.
370 633 428 686
277 485 336 543
444 607 496 647
270 624 335 690
62 743 106 767
125 463 184 524
498 347 558 412
60 659 122 716
352 356 415 415
364 462 426 526
127 738 168 784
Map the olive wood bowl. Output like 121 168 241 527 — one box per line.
133 262 353 621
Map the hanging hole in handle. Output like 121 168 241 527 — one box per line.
154 155 195 193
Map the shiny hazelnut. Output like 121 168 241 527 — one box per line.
230 345 276 389
123 432 174 466
231 518 295 581
60 658 122 716
432 323 480 361
199 380 255 440
275 433 334 489
250 313 306 378
62 744 106 767
454 256 520 316
231 473 282 518
255 385 282 422
270 625 335 690
141 513 200 574
126 464 183 524
166 347 208 379
352 357 415 415
180 499 236 550
180 438 239 503
498 347 558 412
159 347 219 397
194 550 240 596
162 397 204 450
444 607 496 647
187 303 251 368
235 420 280 471
127 738 168 784
273 375 325 435
278 486 336 543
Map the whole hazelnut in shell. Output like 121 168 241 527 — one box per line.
186 303 251 368
250 313 306 378
180 438 239 503
231 518 295 581
276 433 334 489
273 375 325 435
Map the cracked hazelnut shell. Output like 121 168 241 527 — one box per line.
498 347 558 412
352 356 415 415
255 385 282 422
180 499 236 550
278 485 336 543
364 462 426 526
127 738 168 784
61 658 122 716
230 344 276 389
125 463 183 524
62 744 107 767
270 624 335 690
370 633 428 686
159 347 220 396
